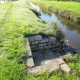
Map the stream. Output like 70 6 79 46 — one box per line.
29 3 80 52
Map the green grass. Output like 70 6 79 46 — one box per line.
0 1 64 80
0 3 28 80
46 1 80 15
29 0 80 15
0 1 80 80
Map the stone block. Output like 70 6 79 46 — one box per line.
41 59 60 72
60 53 73 59
32 48 38 50
53 45 57 48
31 41 38 45
53 45 61 49
49 45 53 48
47 43 52 48
26 57 34 67
38 43 47 47
29 42 32 46
48 37 56 43
51 42 56 45
27 50 32 57
32 48 36 50
34 35 42 41
51 49 57 51
26 38 34 67
39 38 48 43
61 63 70 72
38 46 43 49
57 50 62 53
44 46 50 49
26 38 30 45
48 43 52 45
28 37 34 42
56 41 61 46
56 58 65 65
26 38 32 57
30 45 37 49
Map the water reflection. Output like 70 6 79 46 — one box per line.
40 7 80 50
57 15 80 34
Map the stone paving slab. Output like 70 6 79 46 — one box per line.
28 60 60 75
56 58 65 65
26 38 32 57
43 50 57 59
26 57 34 67
26 38 34 67
61 63 70 72
27 49 71 75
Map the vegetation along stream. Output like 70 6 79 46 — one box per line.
30 2 80 52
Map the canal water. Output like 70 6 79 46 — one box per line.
30 3 80 51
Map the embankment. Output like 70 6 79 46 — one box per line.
29 0 80 23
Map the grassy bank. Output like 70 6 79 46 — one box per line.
29 0 80 23
0 3 28 80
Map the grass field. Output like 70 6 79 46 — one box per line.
29 0 80 15
0 1 80 80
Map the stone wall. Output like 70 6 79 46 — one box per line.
26 35 71 74
27 35 62 52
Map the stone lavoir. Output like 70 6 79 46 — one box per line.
26 35 70 75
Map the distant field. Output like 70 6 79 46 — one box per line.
29 0 80 15
45 1 80 14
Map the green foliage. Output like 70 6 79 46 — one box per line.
65 54 80 77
